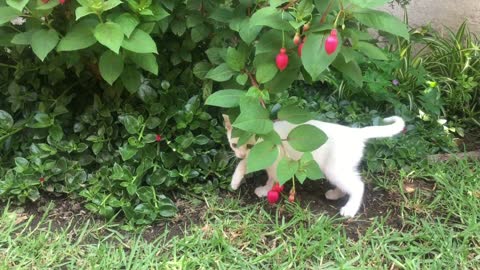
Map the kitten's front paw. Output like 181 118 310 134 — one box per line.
230 178 244 190
340 206 358 218
254 186 270 197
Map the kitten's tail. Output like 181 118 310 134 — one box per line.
360 116 405 140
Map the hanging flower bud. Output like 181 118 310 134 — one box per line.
325 29 338 55
275 48 289 71
293 33 301 46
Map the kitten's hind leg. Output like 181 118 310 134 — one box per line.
325 187 346 200
327 171 364 218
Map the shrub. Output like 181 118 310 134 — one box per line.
0 0 414 221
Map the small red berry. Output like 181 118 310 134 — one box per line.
39 177 45 183
272 183 284 193
275 48 289 71
59 0 66 4
293 33 301 46
303 23 310 32
325 29 338 55
288 193 295 202
267 190 280 204
155 134 162 142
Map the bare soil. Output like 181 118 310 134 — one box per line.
4 173 436 242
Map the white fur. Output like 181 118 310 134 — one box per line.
223 115 405 218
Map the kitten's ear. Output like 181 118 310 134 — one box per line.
222 114 232 130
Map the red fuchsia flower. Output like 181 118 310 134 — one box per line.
271 183 284 193
325 29 338 55
267 190 280 204
39 177 45 183
275 48 289 71
155 134 162 142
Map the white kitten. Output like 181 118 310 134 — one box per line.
223 114 405 218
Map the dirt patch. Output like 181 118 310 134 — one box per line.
4 174 410 242
143 173 407 242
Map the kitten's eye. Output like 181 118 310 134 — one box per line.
246 144 254 149
232 143 238 148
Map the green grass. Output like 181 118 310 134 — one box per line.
1 159 479 269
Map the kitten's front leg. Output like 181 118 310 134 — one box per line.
254 165 276 197
231 159 247 190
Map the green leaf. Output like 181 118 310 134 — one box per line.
14 157 29 173
348 0 390 8
277 157 299 185
6 0 29 12
57 20 97 51
356 41 388 60
31 29 59 61
114 13 139 38
118 115 141 134
129 53 158 75
0 7 22 25
353 9 409 40
205 89 246 108
94 22 124 53
233 96 273 135
122 29 158 54
0 110 14 130
278 105 312 124
260 130 282 145
238 18 262 44
121 66 141 93
270 0 289 7
75 7 96 20
246 141 279 173
302 32 340 80
226 47 246 72
103 0 122 11
236 74 248 85
250 7 293 31
99 50 124 85
158 201 176 217
255 62 277 84
119 144 138 161
11 30 33 45
300 153 324 180
287 124 327 152
191 24 210 42
193 61 211 79
48 124 63 142
332 54 363 86
296 0 314 19
205 63 235 82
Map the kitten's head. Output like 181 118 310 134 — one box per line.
223 114 251 159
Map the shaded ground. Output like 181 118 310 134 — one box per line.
5 171 437 243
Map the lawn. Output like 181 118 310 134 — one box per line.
1 158 478 269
